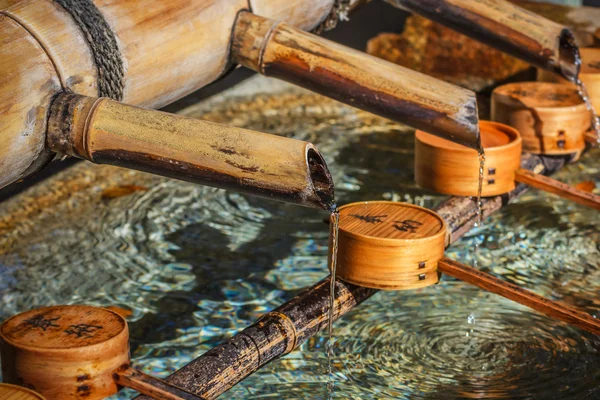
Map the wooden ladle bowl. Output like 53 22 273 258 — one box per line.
415 121 522 197
0 305 129 400
329 201 447 290
491 82 590 156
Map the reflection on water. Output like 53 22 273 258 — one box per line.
0 79 598 399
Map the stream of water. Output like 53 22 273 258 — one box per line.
475 149 486 226
576 80 600 143
326 208 340 399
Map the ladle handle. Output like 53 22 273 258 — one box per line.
114 366 205 400
438 257 600 336
514 168 600 210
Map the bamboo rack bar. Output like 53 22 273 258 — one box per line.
385 0 580 81
231 11 481 149
135 151 578 400
0 305 207 400
46 93 335 209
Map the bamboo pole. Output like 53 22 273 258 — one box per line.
0 0 338 190
385 0 580 82
514 168 600 210
45 93 335 210
230 11 481 150
135 151 580 400
438 257 600 336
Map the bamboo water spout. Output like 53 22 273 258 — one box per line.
46 94 335 210
231 11 481 149
385 0 580 82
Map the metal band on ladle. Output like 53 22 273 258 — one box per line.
52 0 125 100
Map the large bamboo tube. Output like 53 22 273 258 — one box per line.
231 12 481 149
385 0 580 82
46 94 335 210
0 0 336 189
135 151 578 400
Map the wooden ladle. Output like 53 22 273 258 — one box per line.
330 201 600 335
0 305 204 400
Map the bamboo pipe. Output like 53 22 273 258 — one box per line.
135 152 580 400
0 305 205 400
46 93 335 210
0 0 337 189
514 168 600 210
438 258 600 336
230 11 481 150
384 0 580 82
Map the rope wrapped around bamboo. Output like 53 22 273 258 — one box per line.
135 150 572 400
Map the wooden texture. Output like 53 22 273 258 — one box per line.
415 121 522 197
136 151 576 400
366 25 530 93
538 47 600 112
514 168 600 210
0 1 20 10
331 201 447 290
46 94 335 209
231 12 481 150
492 82 590 155
91 0 245 108
137 279 377 400
249 0 334 30
438 257 600 335
0 0 340 189
0 305 130 400
385 0 579 81
4 0 98 96
114 366 205 400
0 385 45 400
0 14 60 189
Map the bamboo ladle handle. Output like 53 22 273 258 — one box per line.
114 366 205 400
438 257 600 336
514 168 600 210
